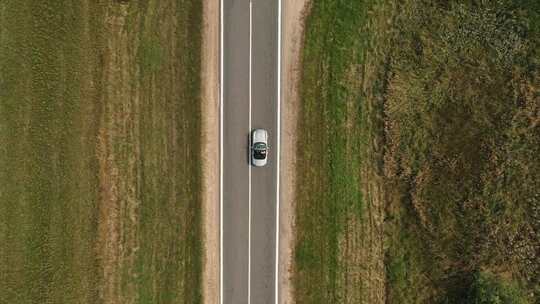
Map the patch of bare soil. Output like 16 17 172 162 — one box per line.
201 0 220 303
280 1 310 303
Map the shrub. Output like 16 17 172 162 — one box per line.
465 272 529 304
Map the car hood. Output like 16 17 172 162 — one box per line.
252 129 267 144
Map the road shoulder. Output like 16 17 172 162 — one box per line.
280 1 310 303
202 0 219 303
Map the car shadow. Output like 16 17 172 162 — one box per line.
247 132 251 165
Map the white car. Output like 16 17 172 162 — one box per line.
251 129 268 167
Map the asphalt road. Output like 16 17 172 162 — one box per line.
221 0 280 303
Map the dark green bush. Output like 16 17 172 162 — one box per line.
465 272 528 304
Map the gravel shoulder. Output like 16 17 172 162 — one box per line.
280 1 310 303
201 0 220 303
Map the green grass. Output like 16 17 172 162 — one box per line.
129 1 203 303
294 0 376 302
0 1 203 303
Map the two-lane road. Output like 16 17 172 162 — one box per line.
220 0 281 304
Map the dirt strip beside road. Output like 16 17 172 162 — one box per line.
202 0 220 303
280 1 310 303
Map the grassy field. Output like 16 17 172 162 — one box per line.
0 1 202 303
295 0 539 303
382 1 539 303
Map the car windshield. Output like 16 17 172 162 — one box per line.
253 142 267 159
253 142 266 150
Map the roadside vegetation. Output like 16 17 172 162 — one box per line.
294 0 384 302
0 1 202 303
383 1 539 303
295 0 539 303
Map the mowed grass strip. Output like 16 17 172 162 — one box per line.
128 1 203 303
294 0 376 302
0 1 203 303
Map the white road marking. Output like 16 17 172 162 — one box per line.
219 0 224 302
248 1 253 304
275 0 282 302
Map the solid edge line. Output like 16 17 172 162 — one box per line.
275 0 282 303
275 0 282 302
219 0 224 302
248 2 253 304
